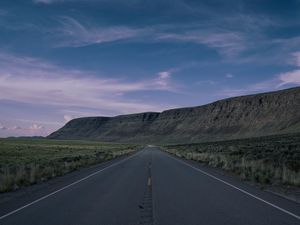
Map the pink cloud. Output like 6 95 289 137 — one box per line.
29 124 44 130
278 70 300 87
63 115 74 122
11 126 22 130
0 123 46 137
0 51 178 114
0 123 7 130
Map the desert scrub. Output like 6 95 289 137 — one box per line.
164 133 300 187
0 138 140 192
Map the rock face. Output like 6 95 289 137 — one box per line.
48 87 300 143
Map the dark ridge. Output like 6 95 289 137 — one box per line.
48 86 300 144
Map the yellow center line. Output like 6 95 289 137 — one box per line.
148 177 152 186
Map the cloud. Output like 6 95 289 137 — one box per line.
11 125 22 130
0 123 45 137
55 17 144 47
64 114 74 122
277 52 300 86
25 12 267 61
225 73 234 78
158 71 171 79
0 123 7 130
0 51 177 115
0 51 180 137
278 70 300 87
29 124 44 130
223 14 274 30
290 52 300 67
16 119 63 126
50 16 249 57
219 52 300 97
272 36 300 51
194 32 245 57
154 66 184 90
219 74 300 97
155 71 171 88
157 31 246 58
5 123 45 131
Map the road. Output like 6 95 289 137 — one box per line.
0 146 299 225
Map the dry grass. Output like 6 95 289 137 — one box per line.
0 138 140 192
163 133 300 187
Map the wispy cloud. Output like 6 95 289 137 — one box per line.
51 16 249 58
29 123 44 130
277 52 300 87
156 71 172 88
17 10 274 64
11 126 22 130
290 52 300 67
16 119 63 126
55 16 144 47
220 75 300 98
278 70 300 87
220 52 300 97
63 114 74 123
8 1 300 64
0 122 7 130
0 51 181 136
193 32 246 58
220 79 279 97
0 123 46 136
0 51 177 114
0 72 175 111
225 73 234 78
157 30 246 58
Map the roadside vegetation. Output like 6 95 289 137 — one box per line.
0 138 140 192
163 133 300 187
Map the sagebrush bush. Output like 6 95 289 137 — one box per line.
164 133 300 187
0 139 139 192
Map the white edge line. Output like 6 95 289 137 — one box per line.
0 151 141 220
166 152 300 220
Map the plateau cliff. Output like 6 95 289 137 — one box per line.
48 87 300 143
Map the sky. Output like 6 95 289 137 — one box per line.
1 0 300 137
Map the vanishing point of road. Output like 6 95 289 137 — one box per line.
0 146 299 225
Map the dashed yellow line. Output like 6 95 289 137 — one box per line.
147 177 152 186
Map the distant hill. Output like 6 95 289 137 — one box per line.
48 87 300 144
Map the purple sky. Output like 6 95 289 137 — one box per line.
1 0 300 137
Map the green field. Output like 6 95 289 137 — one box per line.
164 133 300 187
0 138 140 192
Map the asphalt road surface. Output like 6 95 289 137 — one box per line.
0 146 299 225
